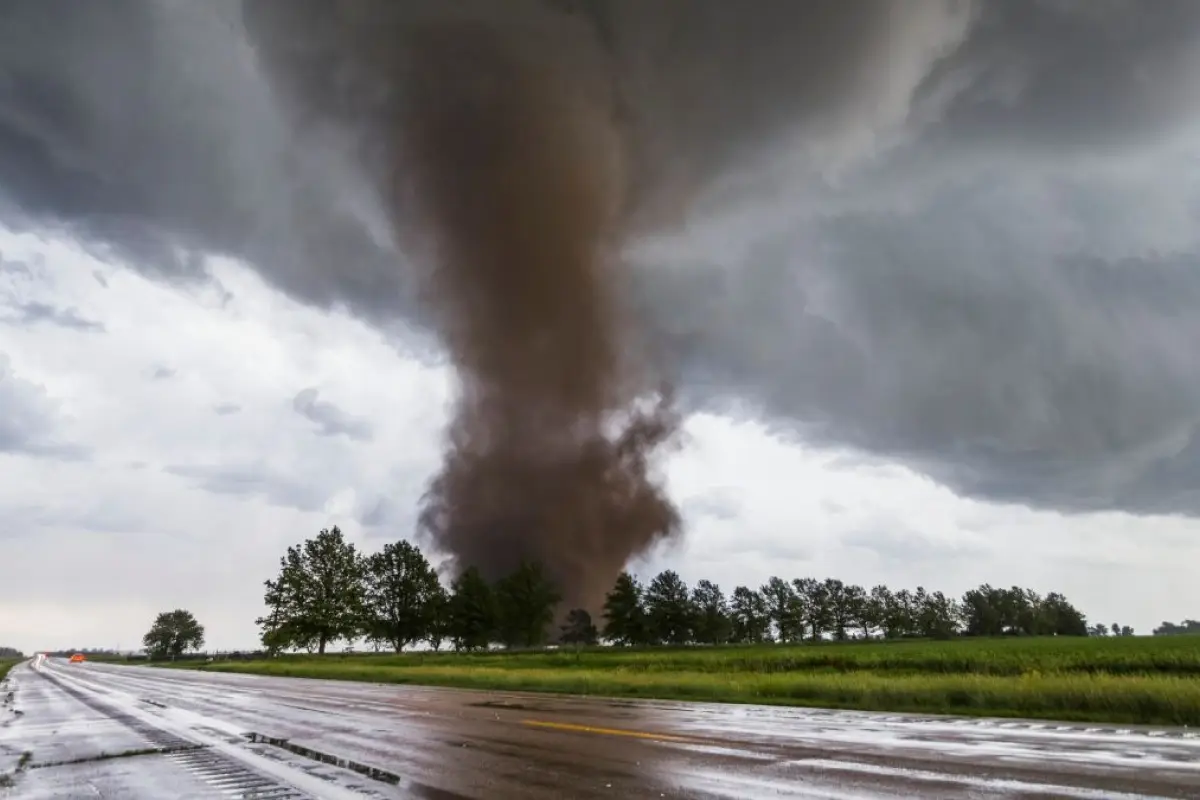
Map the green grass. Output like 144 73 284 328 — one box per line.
0 659 18 683
176 636 1200 726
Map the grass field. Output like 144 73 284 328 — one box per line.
176 635 1200 726
0 659 18 683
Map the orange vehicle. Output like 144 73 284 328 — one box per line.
69 653 86 663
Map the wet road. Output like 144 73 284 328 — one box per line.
2 657 1199 799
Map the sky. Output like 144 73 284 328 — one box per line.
5 0 1200 652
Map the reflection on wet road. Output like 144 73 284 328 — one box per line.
2 657 1198 798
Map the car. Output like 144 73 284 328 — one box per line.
69 653 86 663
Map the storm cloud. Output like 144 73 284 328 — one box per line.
3 0 1200 518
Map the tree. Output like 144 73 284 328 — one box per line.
729 586 771 643
560 609 599 646
761 577 801 642
494 561 562 648
447 566 496 651
426 582 450 650
824 578 855 640
916 590 961 639
1039 592 1088 636
961 584 1008 637
362 540 442 651
1153 619 1200 636
602 572 646 646
142 610 205 659
794 578 832 641
867 585 893 638
644 570 694 645
256 526 365 655
691 580 732 645
842 584 869 639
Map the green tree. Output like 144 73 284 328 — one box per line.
1153 619 1200 635
761 577 801 642
824 578 855 640
843 584 869 638
729 585 771 643
794 578 832 641
363 540 442 651
644 570 693 645
426 582 450 650
256 526 365 655
448 566 496 651
868 585 895 638
916 589 961 639
1039 592 1088 636
961 584 1006 637
142 609 205 659
602 571 646 646
560 608 599 646
494 561 562 648
691 580 732 645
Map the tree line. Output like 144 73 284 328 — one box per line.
0 647 23 659
256 527 1102 654
1153 619 1200 636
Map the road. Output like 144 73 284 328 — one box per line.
2 657 1199 799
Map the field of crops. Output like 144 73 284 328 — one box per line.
182 636 1200 726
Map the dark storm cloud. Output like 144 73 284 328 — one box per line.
3 0 1200 518
646 175 1200 513
291 387 373 442
0 0 425 323
912 0 1200 154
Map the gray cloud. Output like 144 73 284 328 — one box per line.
3 1 1200 518
911 0 1200 155
843 525 988 566
291 387 372 442
0 353 88 459
149 365 176 380
3 300 104 331
213 402 242 416
164 462 322 511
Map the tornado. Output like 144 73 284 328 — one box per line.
240 0 969 610
396 18 683 610
243 0 685 611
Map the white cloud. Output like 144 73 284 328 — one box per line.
0 226 1195 654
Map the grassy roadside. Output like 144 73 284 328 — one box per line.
173 636 1200 726
0 659 18 683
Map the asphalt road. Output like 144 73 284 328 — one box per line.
2 657 1198 799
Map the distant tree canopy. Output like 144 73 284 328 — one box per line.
256 528 1114 654
1153 619 1200 636
602 574 1092 646
142 610 205 659
0 647 24 659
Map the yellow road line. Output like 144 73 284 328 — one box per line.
520 719 702 744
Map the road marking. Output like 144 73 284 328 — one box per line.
521 719 702 744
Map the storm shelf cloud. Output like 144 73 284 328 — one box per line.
2 0 1200 593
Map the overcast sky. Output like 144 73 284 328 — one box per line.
5 1 1200 653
